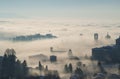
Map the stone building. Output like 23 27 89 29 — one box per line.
92 37 120 63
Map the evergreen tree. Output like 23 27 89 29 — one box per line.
97 61 107 74
0 49 29 79
75 67 84 76
64 64 68 73
97 61 101 67
45 65 48 71
15 60 23 79
118 64 120 75
1 50 16 79
22 60 28 77
39 61 42 71
69 63 73 73
8 53 16 78
1 54 8 78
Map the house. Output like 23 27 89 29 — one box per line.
50 55 57 62
92 37 120 63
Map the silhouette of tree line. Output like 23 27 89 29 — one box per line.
38 61 60 79
0 49 28 79
0 49 120 79
65 62 86 79
64 63 73 73
0 49 61 79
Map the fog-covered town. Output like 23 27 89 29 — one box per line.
0 20 120 79
0 0 120 79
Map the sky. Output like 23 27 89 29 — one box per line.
0 0 120 20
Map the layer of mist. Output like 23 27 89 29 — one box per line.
0 19 120 79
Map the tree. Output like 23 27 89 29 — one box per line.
97 61 107 74
69 63 73 73
1 54 8 78
39 61 42 71
64 64 68 73
118 64 120 75
0 49 29 79
74 67 84 78
1 50 16 79
45 65 48 71
15 60 23 79
22 60 28 78
97 61 101 67
8 53 16 78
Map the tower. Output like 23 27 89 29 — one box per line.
68 49 73 57
94 33 98 40
50 47 53 52
105 33 111 39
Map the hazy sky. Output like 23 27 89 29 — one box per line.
0 0 120 20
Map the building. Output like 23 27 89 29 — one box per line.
50 55 57 62
68 49 73 57
105 33 111 39
92 37 120 63
94 33 98 40
50 47 66 53
68 49 79 60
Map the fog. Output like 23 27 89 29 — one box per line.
0 19 120 78
0 19 119 57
